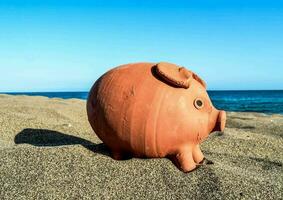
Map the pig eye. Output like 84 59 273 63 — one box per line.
194 98 204 109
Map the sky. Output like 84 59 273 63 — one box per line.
0 0 282 92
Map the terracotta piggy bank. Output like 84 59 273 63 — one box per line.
87 62 226 172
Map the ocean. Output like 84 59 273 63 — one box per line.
2 90 283 114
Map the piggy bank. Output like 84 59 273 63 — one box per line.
87 62 226 172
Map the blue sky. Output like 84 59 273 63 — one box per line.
0 0 282 92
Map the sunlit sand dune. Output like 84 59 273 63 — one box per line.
0 94 282 199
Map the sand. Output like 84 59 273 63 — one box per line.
0 94 282 199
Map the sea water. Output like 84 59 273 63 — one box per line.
2 90 283 114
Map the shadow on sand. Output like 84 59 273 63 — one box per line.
14 128 110 156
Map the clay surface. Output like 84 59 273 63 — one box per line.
87 62 226 172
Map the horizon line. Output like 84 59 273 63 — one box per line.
1 89 283 93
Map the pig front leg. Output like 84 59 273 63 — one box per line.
192 144 204 164
193 144 214 165
175 147 197 172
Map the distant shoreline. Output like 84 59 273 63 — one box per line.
1 90 283 115
1 89 283 93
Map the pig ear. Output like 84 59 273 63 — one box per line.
155 62 193 89
191 73 206 88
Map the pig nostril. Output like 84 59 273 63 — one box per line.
211 110 226 133
219 110 226 132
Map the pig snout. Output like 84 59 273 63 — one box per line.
212 110 226 132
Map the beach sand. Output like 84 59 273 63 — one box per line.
0 94 282 199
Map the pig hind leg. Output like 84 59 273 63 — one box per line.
111 150 124 160
111 149 132 160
